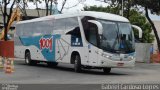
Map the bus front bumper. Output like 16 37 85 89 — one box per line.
99 59 135 68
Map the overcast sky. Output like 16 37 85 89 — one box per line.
1 0 160 20
25 0 108 12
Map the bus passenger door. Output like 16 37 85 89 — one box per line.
81 17 100 66
88 44 98 66
87 23 99 66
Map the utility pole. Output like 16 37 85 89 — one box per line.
122 0 123 16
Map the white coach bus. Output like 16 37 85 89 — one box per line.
15 11 142 73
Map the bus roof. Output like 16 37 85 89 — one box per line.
17 11 129 24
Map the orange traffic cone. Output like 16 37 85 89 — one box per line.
0 56 3 68
11 58 15 72
5 58 12 74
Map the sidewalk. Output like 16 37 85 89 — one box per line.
135 62 160 70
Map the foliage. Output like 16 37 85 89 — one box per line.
133 0 160 15
0 0 16 41
132 0 160 50
129 9 154 43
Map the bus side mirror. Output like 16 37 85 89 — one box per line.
132 25 142 38
88 20 103 35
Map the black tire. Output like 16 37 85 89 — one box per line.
47 62 58 67
103 68 111 74
25 52 36 65
74 54 81 72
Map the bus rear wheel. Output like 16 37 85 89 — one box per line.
103 68 111 74
74 54 81 73
25 52 36 65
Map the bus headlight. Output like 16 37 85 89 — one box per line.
104 55 112 60
129 56 134 60
106 55 110 58
101 53 113 60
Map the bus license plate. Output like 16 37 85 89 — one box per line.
117 63 124 66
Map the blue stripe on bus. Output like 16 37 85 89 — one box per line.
19 34 61 61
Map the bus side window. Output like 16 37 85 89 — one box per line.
53 19 66 31
65 17 79 31
65 17 81 38
81 16 99 47
66 27 81 38
65 17 82 46
24 22 33 36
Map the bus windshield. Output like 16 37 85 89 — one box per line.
99 20 135 54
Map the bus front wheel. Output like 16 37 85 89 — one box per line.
74 54 81 73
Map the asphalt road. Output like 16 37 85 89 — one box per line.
1 58 160 90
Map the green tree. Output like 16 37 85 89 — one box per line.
0 0 17 41
133 0 160 51
84 5 154 43
129 9 154 43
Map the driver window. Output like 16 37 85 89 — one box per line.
88 23 99 46
81 16 99 46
